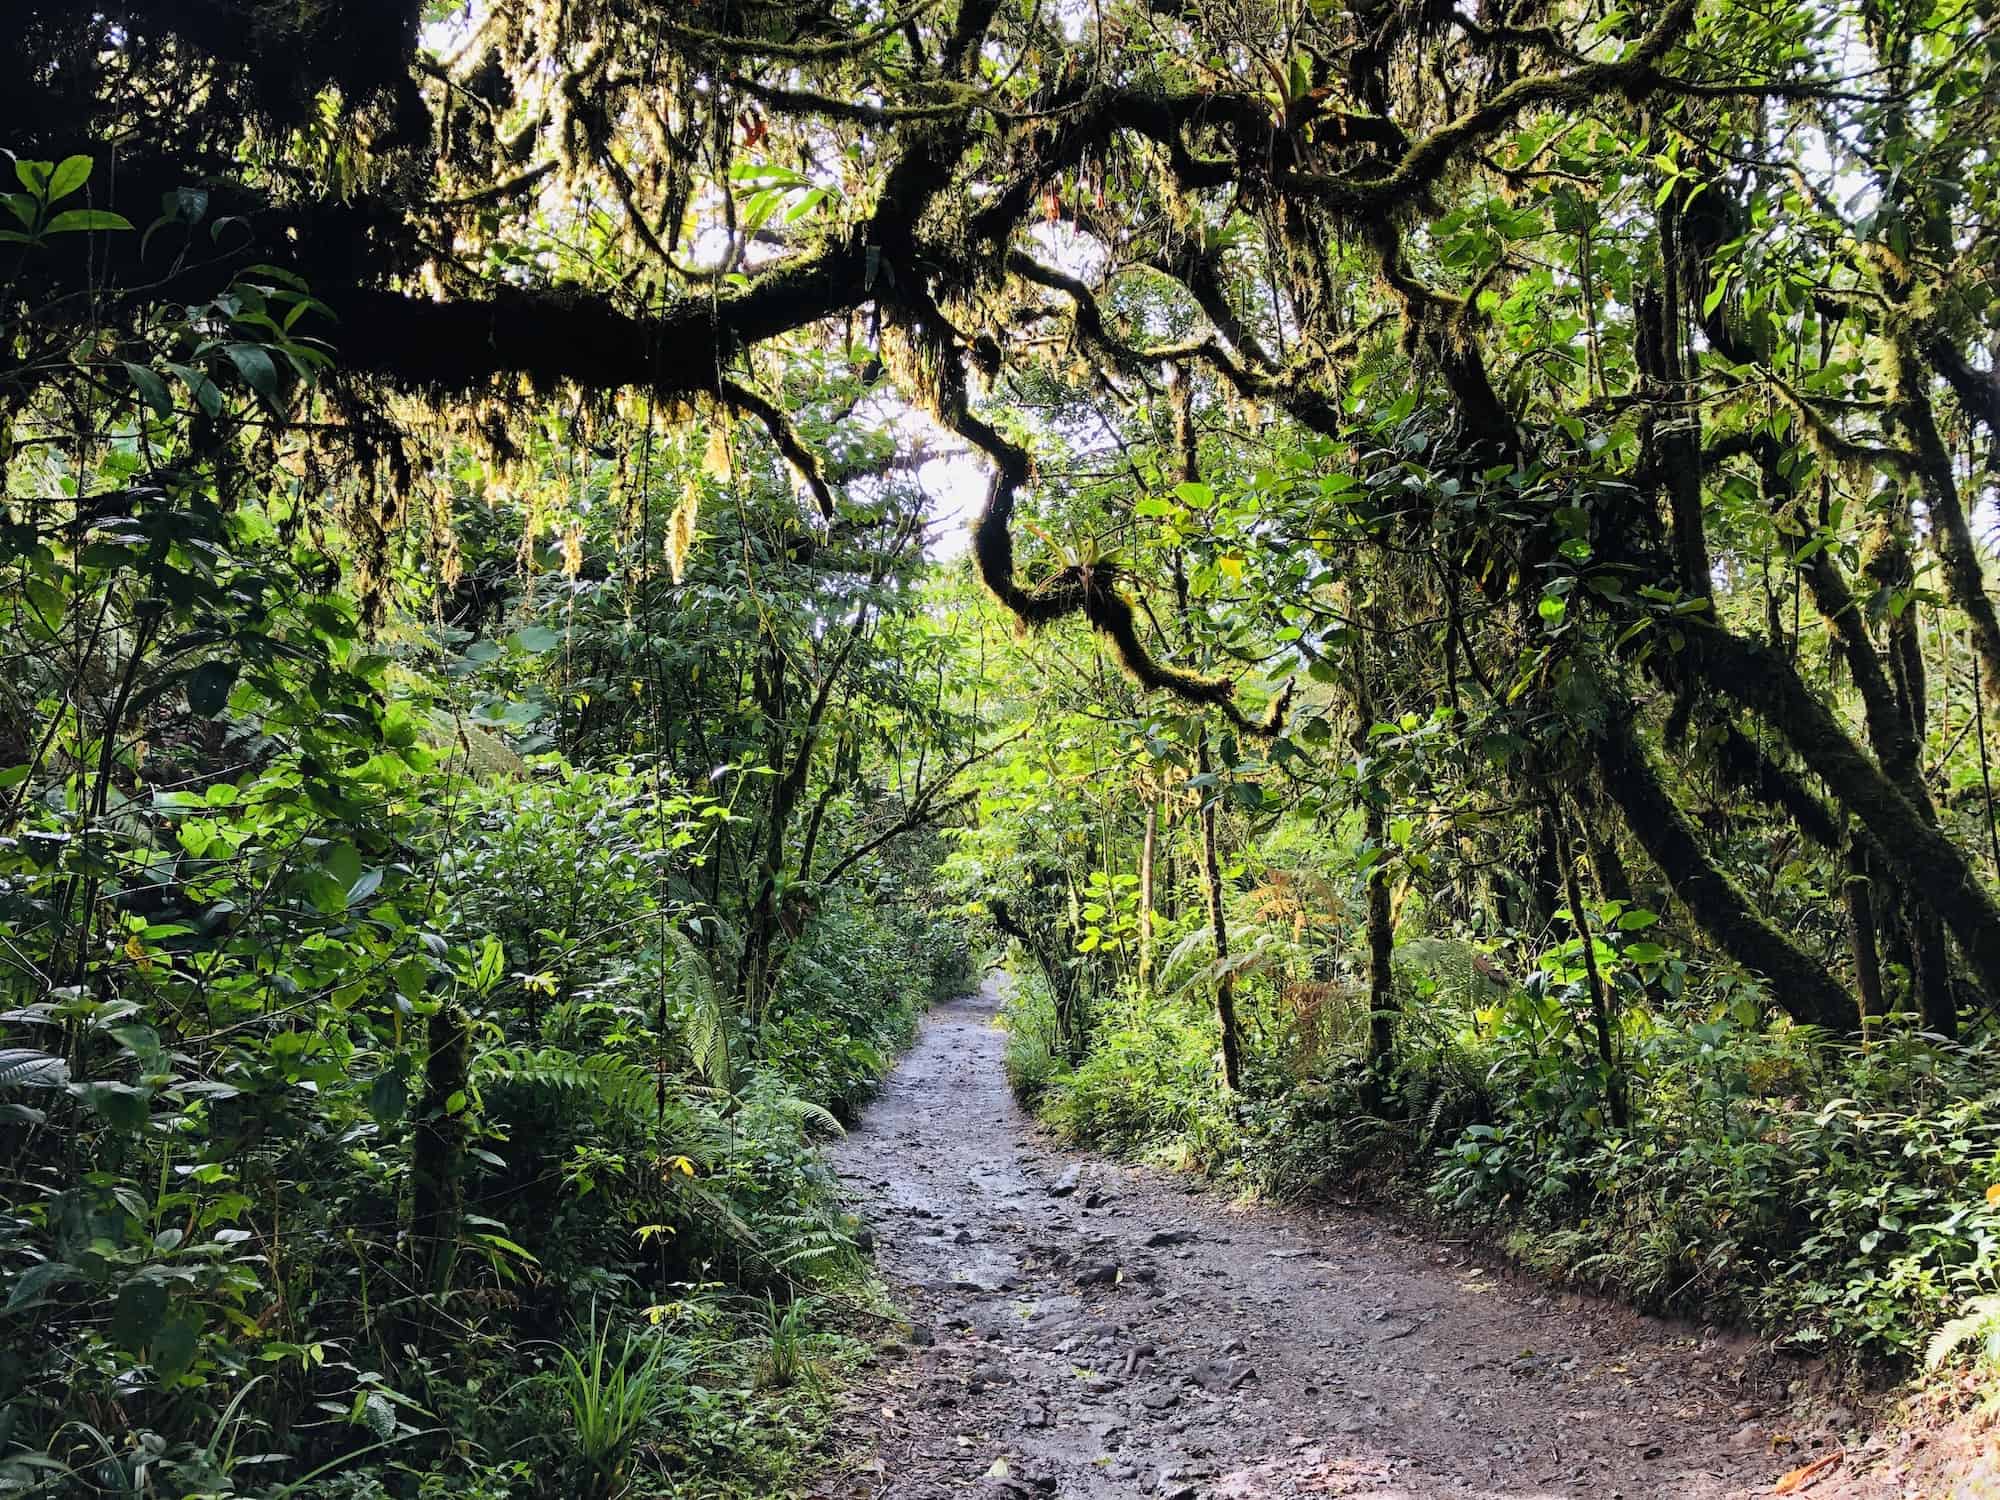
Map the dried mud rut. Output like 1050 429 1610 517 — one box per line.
807 978 1910 1500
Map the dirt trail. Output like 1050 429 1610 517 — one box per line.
811 980 1887 1499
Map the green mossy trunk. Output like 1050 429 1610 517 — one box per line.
1692 624 2000 1013
411 1004 471 1299
1594 713 1857 1031
1842 839 1886 1026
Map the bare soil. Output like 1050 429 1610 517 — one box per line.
805 980 1950 1499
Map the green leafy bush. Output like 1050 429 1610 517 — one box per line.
1015 935 2000 1371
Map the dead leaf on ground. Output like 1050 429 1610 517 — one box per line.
1771 1449 1844 1494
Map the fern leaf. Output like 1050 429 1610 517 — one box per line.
475 1046 655 1120
428 710 528 779
1927 1296 2000 1371
664 927 736 1094
771 1095 845 1138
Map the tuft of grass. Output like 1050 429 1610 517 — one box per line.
754 1295 823 1390
560 1305 687 1500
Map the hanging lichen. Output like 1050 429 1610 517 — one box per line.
666 476 700 584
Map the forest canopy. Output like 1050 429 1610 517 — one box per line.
12 0 1991 1024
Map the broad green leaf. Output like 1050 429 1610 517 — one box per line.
46 155 92 200
187 660 239 717
368 1068 408 1125
166 362 224 418
226 343 283 405
510 625 561 653
152 1312 202 1382
73 1080 150 1130
110 1279 171 1352
44 209 132 234
3 1261 78 1312
0 1048 66 1088
124 362 172 417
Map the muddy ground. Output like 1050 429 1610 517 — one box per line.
805 979 1963 1499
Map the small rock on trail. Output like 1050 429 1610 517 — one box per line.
808 979 1885 1499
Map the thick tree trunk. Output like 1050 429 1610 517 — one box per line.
1594 711 1857 1030
1779 467 1958 1027
1690 624 2000 1008
1842 838 1886 1027
1912 906 1958 1036
1894 339 2000 700
1571 782 1635 908
991 896 1087 1061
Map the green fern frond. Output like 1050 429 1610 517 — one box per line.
427 710 529 779
475 1045 655 1119
763 1211 858 1273
664 927 736 1095
1160 927 1214 994
770 1095 845 1138
674 1179 757 1248
769 1232 853 1272
1927 1294 2000 1372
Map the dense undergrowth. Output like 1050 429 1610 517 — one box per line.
1002 940 2000 1375
2 740 969 1499
0 149 976 1496
13 0 2000 1479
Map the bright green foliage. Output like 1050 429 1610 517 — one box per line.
10 0 2000 1468
1006 903 2000 1368
559 1307 688 1500
0 148 973 1498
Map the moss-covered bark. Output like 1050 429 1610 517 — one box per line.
1842 839 1886 1025
1692 623 2000 1008
1594 712 1857 1031
411 1004 471 1298
1893 339 2000 700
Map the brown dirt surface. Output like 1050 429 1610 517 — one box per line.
806 980 1984 1499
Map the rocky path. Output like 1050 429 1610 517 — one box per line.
809 980 1883 1499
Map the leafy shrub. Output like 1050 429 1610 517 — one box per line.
1433 1019 2000 1363
1016 925 2000 1372
999 967 1065 1106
